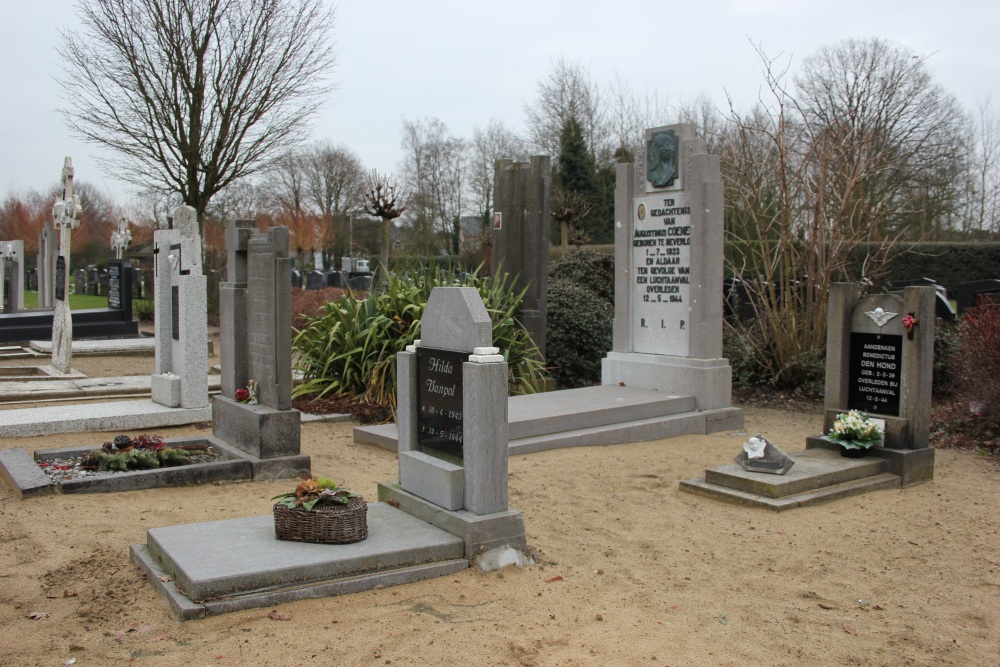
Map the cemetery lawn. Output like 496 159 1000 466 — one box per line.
0 352 996 666
22 290 109 309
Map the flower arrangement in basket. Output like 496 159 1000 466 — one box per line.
821 410 884 454
271 477 367 544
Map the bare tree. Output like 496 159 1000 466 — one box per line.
359 170 408 282
524 57 608 160
303 141 364 264
399 118 466 255
58 0 336 226
467 120 527 227
794 37 966 239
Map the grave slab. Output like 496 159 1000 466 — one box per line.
29 337 155 356
0 399 212 437
139 502 465 606
679 448 903 511
355 385 741 453
0 448 55 499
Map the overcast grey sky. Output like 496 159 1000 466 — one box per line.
2 0 998 205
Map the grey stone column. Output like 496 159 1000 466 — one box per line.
612 161 636 353
823 282 860 431
901 286 936 449
462 352 509 516
396 347 419 453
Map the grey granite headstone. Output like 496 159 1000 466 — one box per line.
809 283 937 487
150 205 208 409
38 223 57 308
212 223 301 461
396 287 508 515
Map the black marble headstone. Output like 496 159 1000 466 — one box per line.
416 346 466 459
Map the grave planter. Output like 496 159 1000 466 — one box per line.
272 496 368 544
840 446 869 459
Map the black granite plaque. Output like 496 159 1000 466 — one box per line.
55 256 66 301
171 285 180 340
107 262 121 310
848 332 902 416
416 346 465 459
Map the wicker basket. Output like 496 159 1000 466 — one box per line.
273 496 368 544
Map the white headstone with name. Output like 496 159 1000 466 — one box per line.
51 158 82 374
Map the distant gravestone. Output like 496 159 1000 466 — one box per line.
74 268 86 295
305 270 325 290
213 222 302 464
0 240 25 312
150 205 208 409
602 123 738 421
812 283 937 486
492 156 551 358
956 279 1000 313
87 266 99 295
38 223 57 308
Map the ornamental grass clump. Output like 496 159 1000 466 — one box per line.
271 477 359 512
292 265 544 418
822 410 884 450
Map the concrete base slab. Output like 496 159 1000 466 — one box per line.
679 447 905 511
378 481 526 558
805 437 935 488
132 503 467 619
0 375 222 404
355 385 744 454
29 336 156 356
0 399 213 437
0 365 85 381
399 450 464 510
212 396 301 458
602 352 734 411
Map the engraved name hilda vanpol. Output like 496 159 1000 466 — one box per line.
416 347 466 459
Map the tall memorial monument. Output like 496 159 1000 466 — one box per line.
491 156 551 358
51 158 83 374
602 124 736 415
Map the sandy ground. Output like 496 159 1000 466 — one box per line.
0 350 998 667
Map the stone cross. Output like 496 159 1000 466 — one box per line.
50 157 82 374
111 216 132 259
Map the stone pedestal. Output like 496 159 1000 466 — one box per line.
211 395 301 459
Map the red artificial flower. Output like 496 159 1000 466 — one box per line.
235 388 249 402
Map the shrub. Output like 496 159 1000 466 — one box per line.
291 287 350 331
545 279 613 388
133 298 154 322
548 248 615 305
951 299 1000 424
292 266 544 417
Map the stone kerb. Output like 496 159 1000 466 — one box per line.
809 282 936 486
150 205 208 409
212 224 301 462
601 123 735 413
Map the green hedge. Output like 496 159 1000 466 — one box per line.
725 241 1000 294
